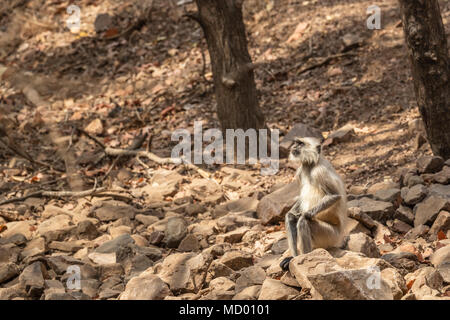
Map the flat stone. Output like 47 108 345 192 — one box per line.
1 221 35 240
177 234 200 252
135 214 159 227
404 184 428 205
414 196 450 227
213 197 258 219
219 251 253 271
374 188 400 203
165 217 188 248
389 219 412 234
345 232 380 258
432 166 450 184
347 197 394 222
258 279 300 300
290 249 394 300
216 227 249 244
21 237 46 259
394 206 414 226
405 225 430 240
257 180 300 224
233 285 261 300
95 234 135 254
235 266 266 293
19 262 45 297
0 263 20 284
37 214 72 236
429 211 450 236
417 156 444 174
93 201 136 222
75 220 99 240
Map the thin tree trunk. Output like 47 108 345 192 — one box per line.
398 0 450 159
193 0 266 132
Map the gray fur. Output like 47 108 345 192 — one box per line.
283 137 347 265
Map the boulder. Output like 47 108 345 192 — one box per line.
257 180 300 224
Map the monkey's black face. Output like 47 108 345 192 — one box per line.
289 137 321 166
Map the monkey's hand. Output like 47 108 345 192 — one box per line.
280 257 293 271
304 195 341 219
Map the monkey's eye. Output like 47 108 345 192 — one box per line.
294 140 304 147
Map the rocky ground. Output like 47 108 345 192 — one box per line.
0 145 449 300
0 0 450 300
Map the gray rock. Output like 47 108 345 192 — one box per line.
165 217 188 248
347 197 394 222
95 234 135 254
219 251 253 271
93 201 136 222
290 249 394 300
374 188 400 202
233 285 261 300
0 233 27 246
119 273 171 300
45 292 76 300
432 166 450 184
75 220 99 240
235 266 266 293
417 156 444 174
405 224 430 240
178 234 200 252
0 262 20 284
271 238 289 254
430 246 450 268
414 196 450 227
429 211 450 236
258 279 300 300
381 252 419 274
428 184 450 199
257 180 300 224
394 206 414 226
209 277 235 291
389 219 412 234
21 237 46 259
216 227 249 244
345 232 380 258
135 214 159 227
19 262 45 297
404 184 427 205
213 197 258 219
185 203 207 216
407 175 424 188
404 267 444 299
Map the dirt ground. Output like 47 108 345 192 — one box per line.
1 0 449 195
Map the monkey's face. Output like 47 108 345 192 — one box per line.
289 137 321 167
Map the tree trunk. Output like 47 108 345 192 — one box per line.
398 0 450 159
194 0 266 132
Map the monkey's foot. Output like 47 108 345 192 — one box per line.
280 257 293 271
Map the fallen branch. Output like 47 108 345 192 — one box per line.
104 147 211 179
295 52 357 75
0 186 107 206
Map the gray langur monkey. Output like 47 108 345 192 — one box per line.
280 137 348 270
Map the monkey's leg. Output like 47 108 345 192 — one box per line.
297 215 313 254
280 212 298 271
304 195 341 220
309 219 342 249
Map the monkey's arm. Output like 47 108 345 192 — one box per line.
304 194 341 219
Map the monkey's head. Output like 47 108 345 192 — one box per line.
289 137 322 167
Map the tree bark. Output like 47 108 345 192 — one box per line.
193 0 266 132
398 0 450 159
